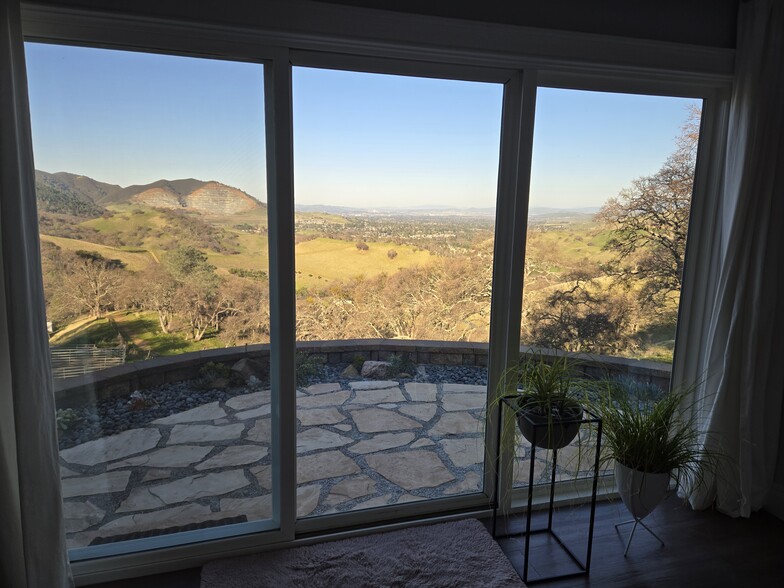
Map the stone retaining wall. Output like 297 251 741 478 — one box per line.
54 339 671 408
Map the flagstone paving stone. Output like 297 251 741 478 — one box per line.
514 458 549 485
100 503 216 536
226 390 271 411
167 423 245 444
251 464 272 490
296 390 350 409
298 450 360 484
116 470 250 512
63 500 105 533
220 495 272 521
60 428 161 466
349 380 400 391
365 451 455 490
439 438 484 468
60 466 80 478
61 471 132 499
107 445 213 470
350 408 422 433
441 393 486 412
398 403 437 422
397 494 423 504
152 402 226 425
324 475 377 507
443 471 483 495
195 445 268 470
404 382 437 402
348 432 415 454
234 405 272 420
410 438 435 448
297 428 353 454
333 424 353 432
297 484 322 517
245 418 271 444
141 469 173 483
351 493 394 510
305 382 343 395
297 407 346 426
350 387 406 405
429 412 483 436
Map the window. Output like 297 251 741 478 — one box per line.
26 43 276 556
17 4 729 577
514 88 702 489
291 67 503 516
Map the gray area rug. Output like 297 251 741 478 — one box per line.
200 518 525 587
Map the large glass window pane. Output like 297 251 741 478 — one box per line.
292 68 502 516
26 43 274 554
515 88 702 488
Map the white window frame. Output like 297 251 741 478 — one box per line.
20 2 733 584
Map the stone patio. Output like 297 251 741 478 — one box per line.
59 378 597 549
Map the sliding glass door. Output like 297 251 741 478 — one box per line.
513 86 703 492
21 22 718 574
26 42 282 557
291 66 503 518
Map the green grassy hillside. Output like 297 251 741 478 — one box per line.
51 311 224 358
294 237 434 289
39 234 155 271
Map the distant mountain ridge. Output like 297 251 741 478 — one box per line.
34 170 263 217
295 203 600 219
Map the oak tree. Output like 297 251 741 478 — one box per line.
597 107 699 310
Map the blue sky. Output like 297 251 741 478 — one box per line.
25 43 699 210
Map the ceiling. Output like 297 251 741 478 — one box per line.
35 0 741 48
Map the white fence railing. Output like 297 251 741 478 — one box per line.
50 344 126 379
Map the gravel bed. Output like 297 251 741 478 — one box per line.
56 363 489 450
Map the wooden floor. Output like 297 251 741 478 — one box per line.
496 495 784 587
92 494 784 587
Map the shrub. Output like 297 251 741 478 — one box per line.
356 242 369 251
56 408 81 432
199 361 233 380
126 390 159 411
388 353 415 377
352 354 367 372
296 352 325 386
197 361 244 388
387 249 398 259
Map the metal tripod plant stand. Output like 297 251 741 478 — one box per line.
613 462 670 556
615 518 666 556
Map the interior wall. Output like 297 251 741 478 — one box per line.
31 0 740 48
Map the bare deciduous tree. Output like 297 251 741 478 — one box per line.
61 250 126 318
597 108 699 310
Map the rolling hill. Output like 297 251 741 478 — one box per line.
35 170 264 216
35 170 112 217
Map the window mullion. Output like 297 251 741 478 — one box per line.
485 69 538 511
265 50 297 540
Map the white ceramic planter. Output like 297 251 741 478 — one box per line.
614 462 670 520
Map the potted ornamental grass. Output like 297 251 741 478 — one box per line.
502 353 587 450
591 378 719 554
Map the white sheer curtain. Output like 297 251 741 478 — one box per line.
673 0 784 517
0 0 73 585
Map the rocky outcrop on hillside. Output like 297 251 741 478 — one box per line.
133 187 184 209
132 182 260 215
187 182 259 214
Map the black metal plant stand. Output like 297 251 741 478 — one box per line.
492 395 603 584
